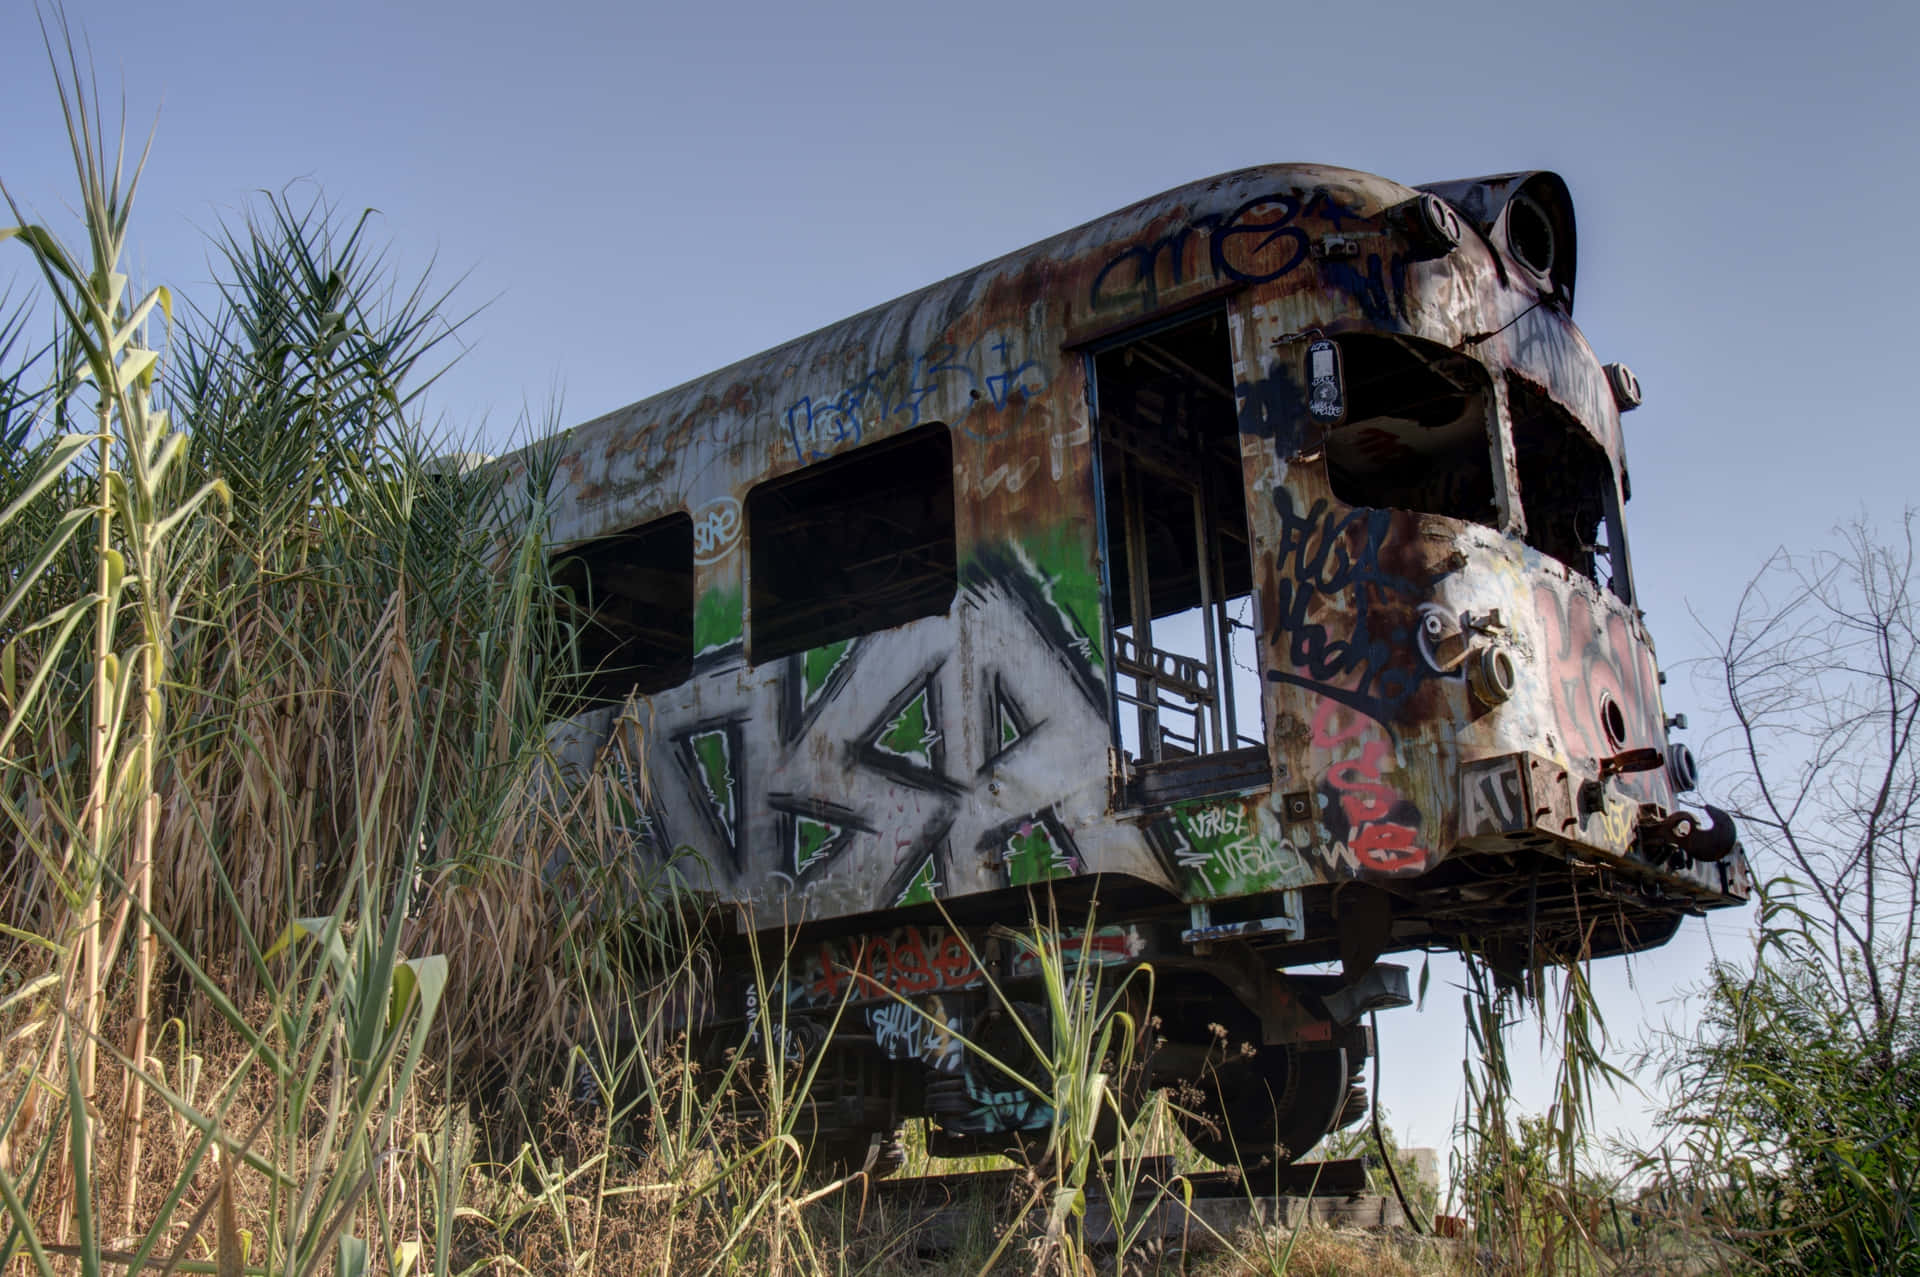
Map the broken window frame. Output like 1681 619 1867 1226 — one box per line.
1321 333 1501 529
745 422 959 665
1087 307 1265 773
1504 372 1635 602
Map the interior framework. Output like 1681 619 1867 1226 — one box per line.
1093 309 1261 768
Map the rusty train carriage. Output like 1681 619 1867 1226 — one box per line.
516 164 1751 1168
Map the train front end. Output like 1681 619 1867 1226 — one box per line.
1213 170 1750 976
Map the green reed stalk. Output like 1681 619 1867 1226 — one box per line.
4 18 225 1260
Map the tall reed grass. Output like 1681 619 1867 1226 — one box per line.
0 28 689 1273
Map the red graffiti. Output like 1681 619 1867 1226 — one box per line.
1328 742 1398 822
1312 700 1430 872
796 924 1145 1004
1532 586 1672 806
1350 820 1424 867
1312 701 1373 750
802 927 979 1004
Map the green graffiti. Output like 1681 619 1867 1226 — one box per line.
1006 821 1072 886
895 856 939 905
693 585 743 656
1016 530 1105 672
794 815 838 874
689 729 735 837
998 701 1022 750
1170 798 1312 898
803 638 852 702
876 688 937 767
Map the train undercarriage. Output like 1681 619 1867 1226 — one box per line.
691 822 1739 1176
708 916 1389 1177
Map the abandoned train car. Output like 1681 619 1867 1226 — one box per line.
514 164 1752 1170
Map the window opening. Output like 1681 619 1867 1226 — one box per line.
1093 310 1262 767
1506 373 1631 601
1324 334 1497 525
748 423 956 663
553 512 695 702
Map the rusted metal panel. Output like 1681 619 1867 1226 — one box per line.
527 161 1746 951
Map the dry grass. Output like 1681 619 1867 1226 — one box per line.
1191 1225 1458 1277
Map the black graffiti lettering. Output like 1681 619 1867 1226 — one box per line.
1234 360 1312 454
1210 194 1308 285
1322 251 1410 324
1302 188 1367 230
1089 222 1216 312
1090 191 1317 312
1264 490 1429 720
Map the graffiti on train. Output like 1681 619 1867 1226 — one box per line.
619 544 1110 913
784 333 1047 463
1005 924 1146 979
1090 187 1367 312
691 496 743 565
742 983 811 1064
1153 797 1316 897
867 996 965 1071
791 927 984 1006
1505 307 1619 455
1312 699 1433 874
1263 489 1436 722
1533 583 1670 805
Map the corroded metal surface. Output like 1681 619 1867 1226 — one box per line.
524 161 1747 959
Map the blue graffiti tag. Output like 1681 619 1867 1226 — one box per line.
784 333 1047 463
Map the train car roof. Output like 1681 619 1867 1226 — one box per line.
545 161 1418 441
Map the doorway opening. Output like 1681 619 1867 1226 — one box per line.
1092 308 1265 794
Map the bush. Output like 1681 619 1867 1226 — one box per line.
1645 516 1920 1272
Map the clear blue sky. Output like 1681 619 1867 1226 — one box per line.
6 0 1915 1169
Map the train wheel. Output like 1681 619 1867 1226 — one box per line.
1173 1043 1354 1168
